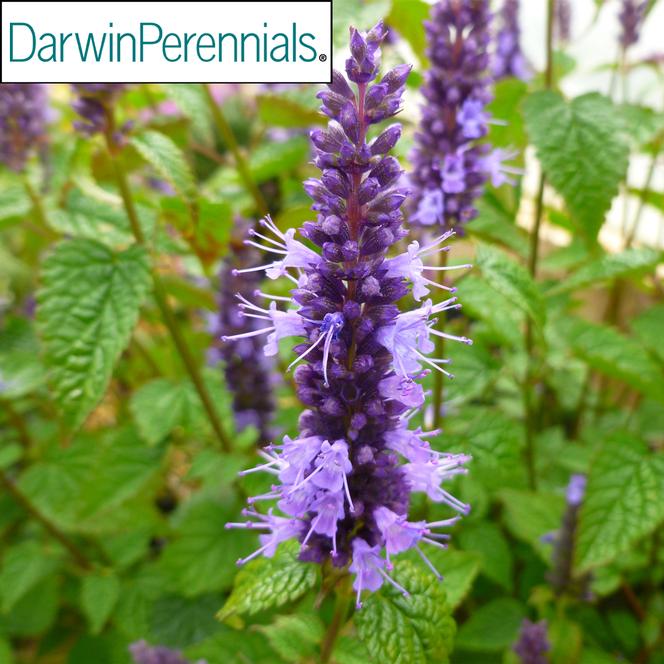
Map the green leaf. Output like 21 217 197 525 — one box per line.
161 84 214 144
80 573 120 634
0 576 59 637
150 594 222 649
257 93 324 129
332 636 373 664
258 614 323 663
523 92 628 241
131 130 197 204
159 498 255 597
249 137 310 183
470 199 530 258
476 244 545 327
0 184 31 225
426 549 481 610
217 541 319 621
487 79 529 149
387 0 429 65
355 560 455 664
576 434 664 572
551 247 661 293
631 303 664 364
0 541 60 612
561 317 664 402
333 0 390 49
458 523 514 591
186 627 278 664
0 317 44 399
498 489 565 561
36 239 150 430
130 378 198 445
455 598 526 652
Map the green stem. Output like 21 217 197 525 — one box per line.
626 144 660 247
104 133 233 453
22 176 56 240
320 591 352 664
0 472 92 570
202 85 268 217
2 399 33 449
522 0 555 491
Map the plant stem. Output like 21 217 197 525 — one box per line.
202 85 268 217
320 591 352 663
0 472 92 570
522 0 555 491
432 249 449 429
2 399 33 449
105 134 232 453
22 177 57 240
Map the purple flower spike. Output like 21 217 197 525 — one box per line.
0 84 49 172
71 84 128 142
619 0 647 49
208 220 276 444
493 0 531 81
410 0 519 231
513 619 550 664
129 640 206 664
555 0 572 43
223 23 472 602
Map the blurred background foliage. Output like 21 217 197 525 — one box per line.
1 0 663 663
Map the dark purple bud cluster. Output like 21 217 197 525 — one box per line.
410 0 519 230
547 473 587 595
555 0 572 43
129 641 206 664
493 0 530 81
0 84 49 172
513 620 551 664
71 84 128 142
225 22 472 606
209 220 275 444
619 0 647 49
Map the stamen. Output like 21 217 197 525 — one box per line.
416 545 443 579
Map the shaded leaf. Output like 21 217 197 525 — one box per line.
456 598 526 652
80 573 120 634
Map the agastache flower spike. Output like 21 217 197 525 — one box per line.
224 22 471 603
619 0 647 50
209 221 276 443
493 0 531 81
71 84 129 144
0 84 49 172
129 641 207 664
410 0 520 231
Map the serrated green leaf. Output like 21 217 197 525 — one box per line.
456 598 526 652
36 239 150 430
218 541 319 621
631 303 664 364
355 560 455 664
524 91 628 241
161 84 214 144
150 594 222 649
130 378 196 445
551 247 661 293
498 489 565 561
561 317 664 402
476 244 545 327
131 130 197 204
576 434 664 572
458 523 513 591
159 498 255 597
258 614 323 663
80 573 120 634
332 635 373 664
0 541 60 612
387 0 429 65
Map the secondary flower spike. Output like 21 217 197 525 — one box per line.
209 220 276 444
71 84 129 143
619 0 647 49
410 0 519 230
493 0 530 81
0 84 49 172
129 641 207 664
224 21 472 606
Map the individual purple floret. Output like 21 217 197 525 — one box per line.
493 0 531 81
224 22 472 607
619 0 647 49
71 84 128 141
548 473 587 595
129 640 206 664
209 220 275 444
554 0 572 43
513 619 550 664
409 0 518 231
0 84 49 172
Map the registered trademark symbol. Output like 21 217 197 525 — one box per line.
319 54 327 62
